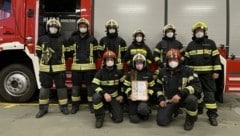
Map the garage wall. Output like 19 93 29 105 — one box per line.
94 0 164 49
230 0 240 57
168 0 226 47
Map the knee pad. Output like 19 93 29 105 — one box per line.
185 95 198 110
156 116 170 126
137 102 149 116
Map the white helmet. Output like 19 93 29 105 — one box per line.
105 19 119 29
163 24 176 36
46 18 61 32
77 18 90 28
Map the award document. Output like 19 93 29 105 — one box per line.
131 81 148 101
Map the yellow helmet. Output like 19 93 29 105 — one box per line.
192 21 208 32
132 29 145 38
163 24 176 33
77 18 90 28
46 18 61 32
105 19 119 29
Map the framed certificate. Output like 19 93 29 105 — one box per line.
131 81 148 101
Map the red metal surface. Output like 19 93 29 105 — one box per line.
25 0 36 54
0 0 25 44
218 47 227 58
80 0 93 34
225 59 240 92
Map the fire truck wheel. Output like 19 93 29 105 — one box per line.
0 64 36 102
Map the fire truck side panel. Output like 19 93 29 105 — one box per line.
226 60 240 92
0 0 38 102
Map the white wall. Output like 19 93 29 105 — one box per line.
230 0 240 57
168 0 226 47
94 0 164 49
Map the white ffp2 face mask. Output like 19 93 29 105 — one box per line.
49 27 58 34
166 32 174 38
168 61 179 68
108 29 116 34
195 31 204 38
79 27 87 33
106 60 114 67
136 36 143 42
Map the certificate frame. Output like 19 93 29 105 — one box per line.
131 81 148 101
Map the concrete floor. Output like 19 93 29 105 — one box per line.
0 93 240 136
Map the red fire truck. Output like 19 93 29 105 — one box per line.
0 0 91 102
0 0 239 102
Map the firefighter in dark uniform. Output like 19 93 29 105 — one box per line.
92 50 125 128
185 21 222 126
35 18 69 118
123 53 155 123
153 24 184 69
99 19 127 71
67 18 100 114
125 29 154 70
155 49 201 131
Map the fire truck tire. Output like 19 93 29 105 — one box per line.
0 64 36 102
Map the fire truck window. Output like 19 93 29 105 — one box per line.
0 0 11 20
43 0 76 12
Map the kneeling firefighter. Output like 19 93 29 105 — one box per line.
155 49 202 130
92 50 125 128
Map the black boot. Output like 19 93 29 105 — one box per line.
209 116 218 126
95 117 104 128
36 104 48 118
207 110 218 126
88 102 94 113
60 104 69 115
71 101 80 114
184 115 196 131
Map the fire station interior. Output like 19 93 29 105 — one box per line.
38 0 226 103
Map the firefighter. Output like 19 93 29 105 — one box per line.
35 18 69 118
125 29 154 70
99 19 127 71
67 18 100 114
92 50 125 128
155 49 201 130
153 24 184 69
123 53 155 123
185 21 222 126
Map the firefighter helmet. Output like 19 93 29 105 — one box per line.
132 53 146 68
77 18 90 28
103 50 117 60
133 29 145 37
166 48 181 62
163 24 176 34
103 50 117 65
192 21 208 32
46 18 61 32
105 19 119 29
